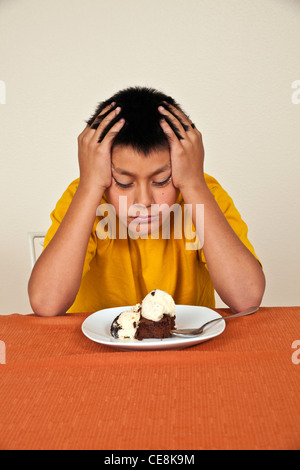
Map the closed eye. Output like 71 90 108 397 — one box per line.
113 174 172 189
113 177 133 189
153 175 172 186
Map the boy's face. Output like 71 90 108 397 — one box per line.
106 145 178 235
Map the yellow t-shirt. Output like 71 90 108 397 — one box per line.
43 174 260 313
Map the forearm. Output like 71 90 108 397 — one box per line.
28 184 103 316
183 181 265 312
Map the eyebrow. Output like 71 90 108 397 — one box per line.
112 163 171 177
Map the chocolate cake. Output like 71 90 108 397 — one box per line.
110 289 176 341
135 314 176 340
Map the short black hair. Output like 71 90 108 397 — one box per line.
86 86 189 155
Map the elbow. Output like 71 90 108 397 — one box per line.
32 306 66 318
230 271 266 313
230 296 262 314
28 265 74 317
30 298 66 317
28 286 67 317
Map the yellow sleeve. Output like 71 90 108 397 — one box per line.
200 174 261 267
43 179 97 278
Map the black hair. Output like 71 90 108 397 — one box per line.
86 86 189 155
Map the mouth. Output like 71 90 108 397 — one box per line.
129 214 159 224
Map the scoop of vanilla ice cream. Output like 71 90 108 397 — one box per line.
141 289 176 321
111 307 141 340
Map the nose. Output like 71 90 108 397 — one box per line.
133 182 153 208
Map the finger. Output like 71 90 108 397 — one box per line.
161 102 196 136
100 117 125 148
158 105 188 138
159 117 182 146
80 102 116 140
90 101 116 129
162 102 193 129
78 123 96 143
92 106 122 142
79 102 118 143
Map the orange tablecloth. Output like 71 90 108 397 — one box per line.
0 307 299 450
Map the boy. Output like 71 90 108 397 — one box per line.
28 86 265 316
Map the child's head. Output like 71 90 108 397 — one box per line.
87 87 188 235
86 86 188 154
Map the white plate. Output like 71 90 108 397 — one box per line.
81 305 226 351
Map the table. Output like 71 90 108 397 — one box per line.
0 307 299 450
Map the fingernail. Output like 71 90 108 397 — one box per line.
116 106 121 113
158 105 164 111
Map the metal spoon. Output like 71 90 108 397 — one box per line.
170 307 259 337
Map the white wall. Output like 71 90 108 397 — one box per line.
0 0 299 314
